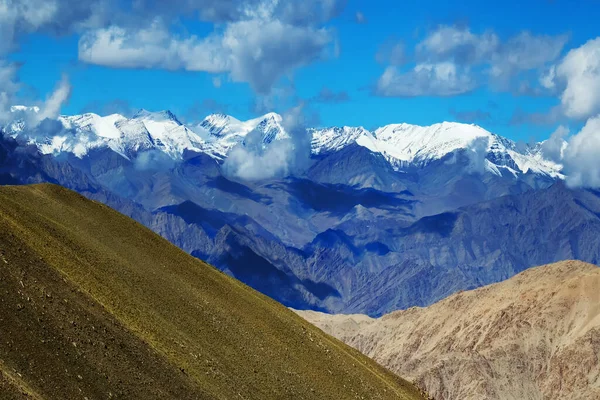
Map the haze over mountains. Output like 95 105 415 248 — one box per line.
298 260 600 400
2 107 599 316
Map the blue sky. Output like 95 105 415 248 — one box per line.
5 0 600 142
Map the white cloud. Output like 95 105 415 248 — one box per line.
540 66 556 89
78 22 229 73
417 25 499 65
374 25 568 97
489 32 568 80
375 62 475 97
540 125 569 162
564 116 600 187
35 74 72 123
467 136 491 174
555 37 600 119
274 0 346 25
222 104 311 181
0 62 20 123
223 19 331 93
0 0 113 55
79 17 333 94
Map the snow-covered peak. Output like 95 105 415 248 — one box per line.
311 126 372 155
60 112 126 139
372 121 492 164
2 106 565 180
133 109 181 124
312 121 564 179
200 114 244 138
199 112 286 155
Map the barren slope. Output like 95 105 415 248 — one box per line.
0 183 424 400
299 261 600 400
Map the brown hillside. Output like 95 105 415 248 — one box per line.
0 183 425 400
299 260 600 400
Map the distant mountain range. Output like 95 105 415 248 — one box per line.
2 107 597 316
6 106 563 178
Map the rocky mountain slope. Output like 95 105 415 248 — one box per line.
298 260 600 400
0 183 425 400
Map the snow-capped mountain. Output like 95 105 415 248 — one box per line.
2 106 564 179
198 112 288 157
312 122 564 179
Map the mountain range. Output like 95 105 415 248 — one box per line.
2 107 598 316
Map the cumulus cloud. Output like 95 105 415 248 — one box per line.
489 32 568 82
79 17 333 94
130 0 262 24
375 25 568 97
274 0 346 26
1 0 345 116
222 19 332 93
35 74 72 122
466 136 491 174
0 0 112 55
553 37 600 119
0 0 109 120
417 26 567 74
222 104 312 181
375 63 475 97
416 25 499 65
0 62 20 123
78 22 228 72
563 116 600 188
540 125 569 163
539 66 557 89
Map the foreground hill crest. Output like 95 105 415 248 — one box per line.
0 183 424 400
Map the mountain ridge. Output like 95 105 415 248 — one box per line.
5 107 564 180
0 183 425 400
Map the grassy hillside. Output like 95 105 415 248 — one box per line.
0 184 424 400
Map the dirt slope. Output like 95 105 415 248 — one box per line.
0 183 424 400
298 260 600 400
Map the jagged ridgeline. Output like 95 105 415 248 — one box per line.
0 184 424 400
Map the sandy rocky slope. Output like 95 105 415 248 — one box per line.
298 261 600 400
